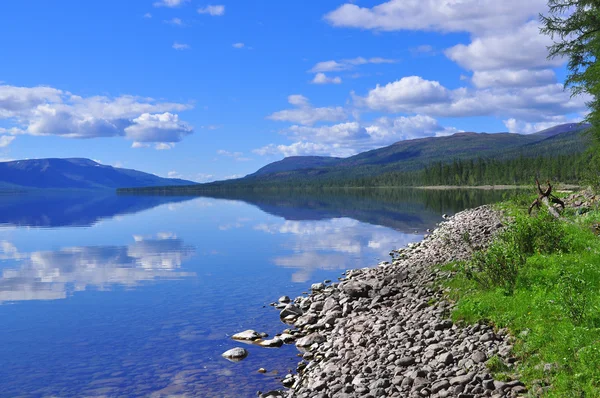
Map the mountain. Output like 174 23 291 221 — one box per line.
251 156 342 176
119 122 592 193
238 123 591 183
0 158 196 190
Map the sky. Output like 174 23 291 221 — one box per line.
0 0 590 182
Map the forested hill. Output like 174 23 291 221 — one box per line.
119 123 591 192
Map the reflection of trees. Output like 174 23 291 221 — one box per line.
0 235 195 303
178 188 512 232
256 218 421 283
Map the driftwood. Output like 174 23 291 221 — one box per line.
528 179 565 218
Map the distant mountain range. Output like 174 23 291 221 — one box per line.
241 123 590 183
0 158 196 190
123 122 589 193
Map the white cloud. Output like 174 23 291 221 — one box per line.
358 76 450 113
143 13 152 18
445 22 563 72
324 0 546 36
471 69 557 89
172 42 190 50
125 112 192 143
154 0 189 7
503 116 584 135
267 95 346 126
355 76 590 121
0 136 15 147
309 56 396 73
198 5 225 16
311 73 342 85
253 141 338 157
232 42 245 49
254 115 459 157
0 84 194 147
0 85 63 118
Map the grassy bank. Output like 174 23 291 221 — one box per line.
441 190 600 397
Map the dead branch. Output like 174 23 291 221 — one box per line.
529 179 565 218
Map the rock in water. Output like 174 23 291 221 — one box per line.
259 338 284 348
232 330 261 341
279 304 303 319
221 347 248 362
278 295 291 304
311 282 325 291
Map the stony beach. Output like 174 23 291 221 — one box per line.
243 205 529 398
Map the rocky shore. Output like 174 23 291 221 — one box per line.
249 205 527 398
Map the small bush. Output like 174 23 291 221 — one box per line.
466 240 524 294
508 209 569 255
558 266 593 325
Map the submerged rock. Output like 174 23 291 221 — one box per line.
221 347 248 362
231 330 261 341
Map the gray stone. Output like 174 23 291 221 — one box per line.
221 347 248 362
231 329 261 341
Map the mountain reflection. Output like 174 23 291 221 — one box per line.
0 234 196 303
0 192 195 228
256 218 421 282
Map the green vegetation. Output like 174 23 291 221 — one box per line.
444 191 600 396
541 0 600 187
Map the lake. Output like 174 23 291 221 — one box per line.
0 189 513 397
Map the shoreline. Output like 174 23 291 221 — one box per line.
256 205 525 398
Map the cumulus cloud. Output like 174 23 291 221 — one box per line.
267 95 347 126
445 22 562 72
471 69 557 89
172 42 191 50
125 113 192 143
232 42 245 49
154 0 189 7
311 73 342 85
355 76 589 121
254 115 459 157
198 5 225 16
0 84 194 147
324 0 546 36
357 76 450 113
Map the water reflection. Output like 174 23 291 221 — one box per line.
256 218 421 282
0 192 195 228
0 234 196 303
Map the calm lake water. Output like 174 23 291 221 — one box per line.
0 189 511 397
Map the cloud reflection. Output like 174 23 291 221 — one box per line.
255 218 421 282
0 234 196 303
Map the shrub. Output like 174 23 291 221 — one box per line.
466 240 524 294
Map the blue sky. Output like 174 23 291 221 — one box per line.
0 0 589 182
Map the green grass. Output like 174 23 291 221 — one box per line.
443 192 600 397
